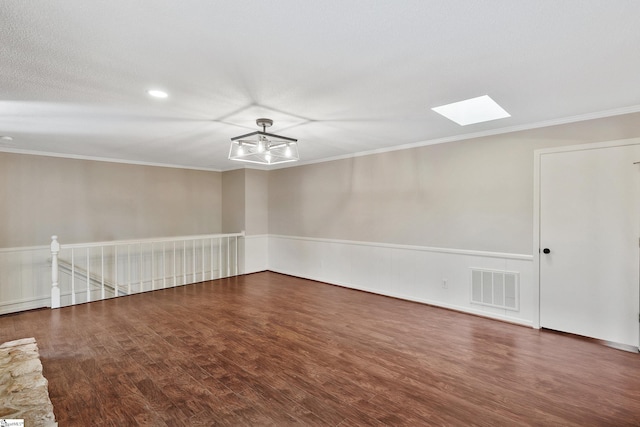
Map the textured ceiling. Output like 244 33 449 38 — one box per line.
1 1 640 170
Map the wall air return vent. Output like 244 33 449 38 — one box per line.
470 268 519 311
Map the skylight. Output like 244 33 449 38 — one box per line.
432 95 510 126
147 89 169 99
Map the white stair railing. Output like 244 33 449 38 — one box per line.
50 232 244 309
56 257 124 298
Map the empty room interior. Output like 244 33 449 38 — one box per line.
1 1 640 426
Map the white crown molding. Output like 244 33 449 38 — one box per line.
0 147 223 172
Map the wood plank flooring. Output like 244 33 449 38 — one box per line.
1 271 639 426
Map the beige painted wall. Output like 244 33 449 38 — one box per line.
221 169 268 235
245 169 268 235
0 153 222 247
269 112 640 255
221 169 245 234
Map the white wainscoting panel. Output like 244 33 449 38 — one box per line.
0 246 52 315
268 235 534 326
242 235 269 274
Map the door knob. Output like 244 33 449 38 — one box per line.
543 248 551 254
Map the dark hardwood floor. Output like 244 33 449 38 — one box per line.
1 271 639 426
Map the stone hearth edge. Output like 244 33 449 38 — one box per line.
0 337 57 426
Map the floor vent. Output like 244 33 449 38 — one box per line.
470 268 519 311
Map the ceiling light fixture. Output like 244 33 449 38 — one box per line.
229 118 299 165
432 95 510 126
147 89 169 99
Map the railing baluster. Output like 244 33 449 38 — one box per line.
71 248 76 305
139 242 143 292
202 239 205 282
115 245 119 297
127 244 132 294
192 239 196 283
86 247 91 303
227 236 230 278
183 240 187 285
101 246 105 300
51 236 60 309
173 241 177 287
151 242 155 290
162 242 166 289
235 236 239 276
210 238 214 281
218 237 222 279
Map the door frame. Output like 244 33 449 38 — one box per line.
532 137 640 330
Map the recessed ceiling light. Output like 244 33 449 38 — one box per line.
432 95 510 126
147 89 168 99
0 136 14 142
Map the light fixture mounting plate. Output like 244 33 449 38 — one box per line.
256 118 273 128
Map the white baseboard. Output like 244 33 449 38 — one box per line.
0 295 50 315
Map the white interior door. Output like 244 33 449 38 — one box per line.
539 142 640 348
